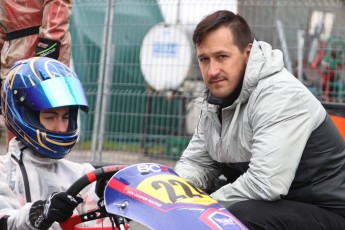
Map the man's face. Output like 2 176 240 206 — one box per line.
39 107 70 133
196 26 252 98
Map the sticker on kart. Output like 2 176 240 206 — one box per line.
104 163 248 230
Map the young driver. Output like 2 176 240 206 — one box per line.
0 57 99 229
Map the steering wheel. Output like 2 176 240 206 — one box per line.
59 164 128 230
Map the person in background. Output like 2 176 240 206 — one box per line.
0 57 98 229
0 0 72 143
175 10 345 229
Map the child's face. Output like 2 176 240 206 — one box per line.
39 107 70 132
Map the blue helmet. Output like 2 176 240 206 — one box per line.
1 57 89 159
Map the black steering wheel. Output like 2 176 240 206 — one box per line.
59 164 128 230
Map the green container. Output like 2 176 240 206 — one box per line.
165 137 190 161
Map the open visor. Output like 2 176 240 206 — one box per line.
15 77 89 112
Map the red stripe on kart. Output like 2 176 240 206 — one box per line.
107 178 167 210
107 178 127 191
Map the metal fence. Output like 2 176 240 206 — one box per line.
1 0 344 167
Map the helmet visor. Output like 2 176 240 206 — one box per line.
18 77 89 112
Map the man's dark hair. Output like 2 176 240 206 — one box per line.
193 10 254 52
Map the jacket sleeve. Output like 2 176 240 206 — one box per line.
40 0 72 41
0 181 36 229
0 157 46 229
175 113 222 192
211 78 326 208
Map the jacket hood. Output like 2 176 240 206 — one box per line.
239 40 285 103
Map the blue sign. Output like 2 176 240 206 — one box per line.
152 43 178 57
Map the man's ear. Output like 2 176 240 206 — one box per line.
245 43 252 62
246 43 252 56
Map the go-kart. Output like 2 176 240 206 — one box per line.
60 163 248 230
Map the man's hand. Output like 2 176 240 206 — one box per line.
35 38 61 60
29 192 83 229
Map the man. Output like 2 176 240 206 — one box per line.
175 10 345 229
0 57 98 229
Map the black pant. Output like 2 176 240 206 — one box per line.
228 200 345 230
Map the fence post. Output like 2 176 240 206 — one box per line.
91 0 116 162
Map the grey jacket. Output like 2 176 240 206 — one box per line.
175 40 345 216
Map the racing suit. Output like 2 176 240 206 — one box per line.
175 40 345 217
0 0 72 81
0 139 100 229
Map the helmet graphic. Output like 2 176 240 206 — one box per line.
1 57 89 159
